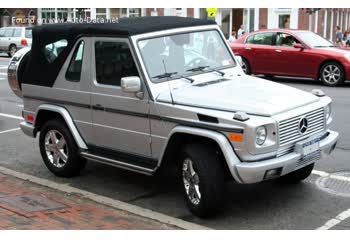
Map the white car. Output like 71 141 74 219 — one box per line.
0 27 32 57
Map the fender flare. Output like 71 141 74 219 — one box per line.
158 126 243 183
35 104 88 150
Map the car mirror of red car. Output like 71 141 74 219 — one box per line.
293 43 304 50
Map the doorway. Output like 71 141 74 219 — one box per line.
232 9 243 33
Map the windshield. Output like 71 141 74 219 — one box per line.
138 30 236 83
296 31 334 48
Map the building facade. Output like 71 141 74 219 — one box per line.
2 8 350 42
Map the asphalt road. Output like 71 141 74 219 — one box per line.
0 55 349 229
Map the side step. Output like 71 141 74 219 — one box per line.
80 146 158 175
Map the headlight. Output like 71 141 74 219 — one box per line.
344 54 350 61
325 104 332 120
255 126 267 146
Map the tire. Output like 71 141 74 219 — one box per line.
179 142 225 217
320 61 345 86
8 44 17 58
278 163 314 184
39 119 87 177
241 57 251 75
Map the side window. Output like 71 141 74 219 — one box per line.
13 28 22 37
247 33 273 45
95 41 139 87
276 32 300 47
66 41 85 82
44 39 68 64
0 28 5 37
25 29 32 38
4 28 14 37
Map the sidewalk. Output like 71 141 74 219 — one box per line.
0 173 178 230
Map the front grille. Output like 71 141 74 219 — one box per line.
279 108 325 146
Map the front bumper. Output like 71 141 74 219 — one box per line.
234 130 339 184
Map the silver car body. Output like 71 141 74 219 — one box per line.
13 24 338 183
0 27 32 55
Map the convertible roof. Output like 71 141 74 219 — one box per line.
22 17 216 87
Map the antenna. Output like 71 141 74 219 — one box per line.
162 59 175 105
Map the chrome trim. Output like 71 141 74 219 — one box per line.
19 121 36 137
81 152 155 176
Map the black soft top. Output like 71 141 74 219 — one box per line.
22 17 216 87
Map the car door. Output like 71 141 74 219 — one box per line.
243 32 277 74
271 32 315 78
90 37 152 157
3 28 14 48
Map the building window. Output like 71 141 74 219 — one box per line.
279 14 291 28
110 8 127 19
128 8 141 18
96 8 107 20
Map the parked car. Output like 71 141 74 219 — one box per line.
230 29 350 86
8 17 338 217
0 27 32 57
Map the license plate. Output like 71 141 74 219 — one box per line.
302 137 320 157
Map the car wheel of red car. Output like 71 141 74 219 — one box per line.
241 58 251 75
320 62 345 87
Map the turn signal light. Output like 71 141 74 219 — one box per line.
229 134 243 142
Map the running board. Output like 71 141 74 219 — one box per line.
80 152 156 176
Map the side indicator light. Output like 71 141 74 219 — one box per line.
229 134 243 142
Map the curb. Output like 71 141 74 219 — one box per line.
0 166 211 230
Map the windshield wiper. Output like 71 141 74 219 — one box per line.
152 72 178 79
187 65 225 77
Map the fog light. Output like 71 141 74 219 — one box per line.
264 168 282 180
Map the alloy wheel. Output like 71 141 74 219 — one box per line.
44 130 68 168
322 65 341 84
241 60 248 73
182 158 201 205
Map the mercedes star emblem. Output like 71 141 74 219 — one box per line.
299 117 308 134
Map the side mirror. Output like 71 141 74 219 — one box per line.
121 76 141 93
235 56 243 66
294 43 304 49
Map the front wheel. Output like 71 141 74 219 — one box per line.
320 62 345 86
179 143 225 217
8 45 17 58
278 163 314 184
241 57 251 75
39 119 87 177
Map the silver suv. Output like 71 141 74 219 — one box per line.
8 17 339 217
0 27 32 57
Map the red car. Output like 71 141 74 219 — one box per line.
230 29 350 86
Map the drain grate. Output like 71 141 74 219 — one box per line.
316 172 350 198
0 194 67 214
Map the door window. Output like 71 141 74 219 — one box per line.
95 41 138 87
246 32 273 45
0 28 5 37
13 28 22 38
276 32 300 47
66 41 85 82
4 28 14 37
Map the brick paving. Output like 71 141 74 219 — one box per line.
0 174 178 230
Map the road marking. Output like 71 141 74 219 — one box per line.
317 208 350 230
0 166 211 230
0 128 20 134
312 170 350 182
0 112 23 120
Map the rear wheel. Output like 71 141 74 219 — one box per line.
179 143 225 217
8 44 17 58
39 119 86 177
278 163 314 184
241 57 251 75
320 62 345 86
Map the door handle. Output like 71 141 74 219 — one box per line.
275 49 282 53
92 104 105 111
245 47 252 50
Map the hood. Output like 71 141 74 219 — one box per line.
156 75 319 117
315 46 350 55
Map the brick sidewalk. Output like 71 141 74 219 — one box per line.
0 173 178 230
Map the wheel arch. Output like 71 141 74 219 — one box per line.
158 126 243 183
34 104 87 150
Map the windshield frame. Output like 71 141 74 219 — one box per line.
135 27 237 84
